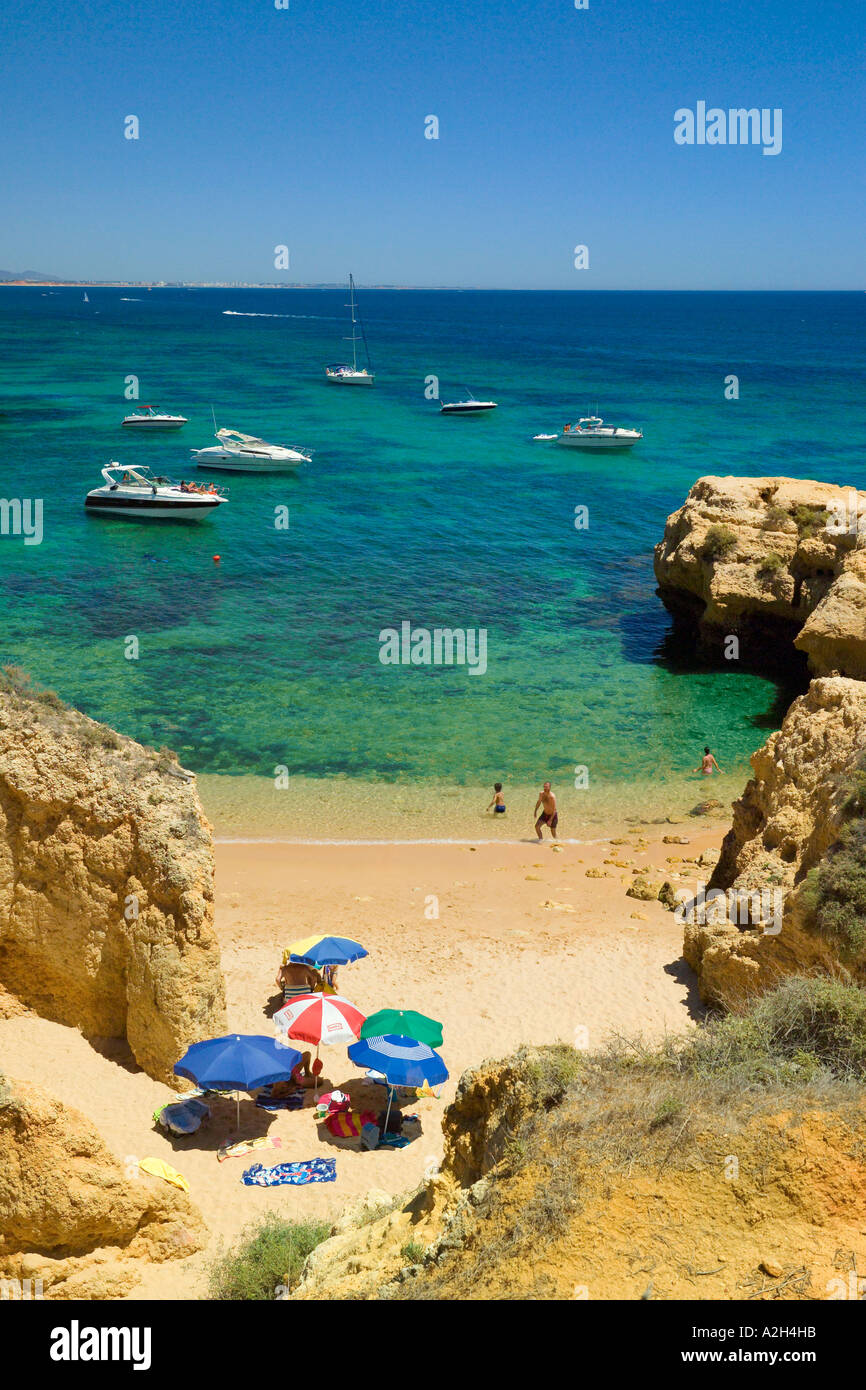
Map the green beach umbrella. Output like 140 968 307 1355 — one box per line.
360 1009 443 1048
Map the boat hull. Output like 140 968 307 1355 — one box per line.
193 452 304 472
324 371 375 386
556 433 640 450
85 495 222 519
440 403 497 414
122 419 187 430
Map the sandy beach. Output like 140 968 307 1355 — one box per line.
0 811 727 1300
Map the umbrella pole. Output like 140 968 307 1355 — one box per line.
383 1084 394 1138
314 1042 320 1101
236 1091 240 1131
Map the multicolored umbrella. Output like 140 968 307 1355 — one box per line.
348 1035 448 1135
274 993 366 1098
283 935 368 967
360 1009 443 1048
174 1034 302 1129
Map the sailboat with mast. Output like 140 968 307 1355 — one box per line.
324 274 375 386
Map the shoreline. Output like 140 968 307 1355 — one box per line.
197 771 743 845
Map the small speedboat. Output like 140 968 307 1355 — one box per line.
121 405 188 430
556 416 642 450
191 428 311 471
440 394 497 414
85 464 226 519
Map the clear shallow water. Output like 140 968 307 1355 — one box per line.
0 288 862 834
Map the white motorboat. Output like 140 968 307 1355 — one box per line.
191 427 311 471
85 463 226 519
324 274 375 385
440 394 497 414
121 405 188 430
556 416 642 450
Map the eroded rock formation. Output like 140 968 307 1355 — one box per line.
0 1076 206 1298
291 1046 866 1301
0 683 226 1083
654 475 866 677
683 676 866 1004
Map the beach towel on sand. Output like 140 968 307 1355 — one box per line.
241 1159 336 1187
256 1092 304 1111
139 1157 190 1191
218 1135 283 1163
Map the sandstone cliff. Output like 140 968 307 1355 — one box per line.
0 1075 206 1298
291 1035 866 1301
0 676 226 1083
654 475 866 677
683 676 866 1005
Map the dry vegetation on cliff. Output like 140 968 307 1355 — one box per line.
289 978 866 1302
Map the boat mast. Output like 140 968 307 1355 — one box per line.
345 273 372 374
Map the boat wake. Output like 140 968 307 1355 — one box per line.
222 310 339 320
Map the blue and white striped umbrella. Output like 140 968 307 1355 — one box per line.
348 1035 448 1088
348 1034 448 1137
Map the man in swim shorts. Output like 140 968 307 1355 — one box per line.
534 781 558 840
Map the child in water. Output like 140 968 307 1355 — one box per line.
486 782 506 814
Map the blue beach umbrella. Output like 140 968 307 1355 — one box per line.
174 1034 302 1128
348 1035 449 1136
286 935 368 967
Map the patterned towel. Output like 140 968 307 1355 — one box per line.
241 1158 337 1187
256 1093 305 1111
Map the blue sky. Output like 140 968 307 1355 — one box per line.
1 0 863 287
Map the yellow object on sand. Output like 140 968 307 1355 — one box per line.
139 1157 190 1192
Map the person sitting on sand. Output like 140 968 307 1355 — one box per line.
694 746 722 776
290 1051 317 1089
275 958 319 1003
486 782 506 815
534 781 558 840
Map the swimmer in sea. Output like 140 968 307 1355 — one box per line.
695 746 723 776
486 782 506 815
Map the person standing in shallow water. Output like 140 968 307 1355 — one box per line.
486 782 506 815
695 746 722 776
534 781 558 840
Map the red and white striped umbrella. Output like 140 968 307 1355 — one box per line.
273 993 366 1048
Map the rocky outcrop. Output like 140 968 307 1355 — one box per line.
683 677 866 1004
0 1076 206 1298
0 680 226 1083
291 1043 866 1301
654 475 866 677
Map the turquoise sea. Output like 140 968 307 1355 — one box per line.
0 288 863 837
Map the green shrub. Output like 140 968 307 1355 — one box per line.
758 551 785 578
206 1214 330 1300
793 504 830 539
702 525 737 561
401 1240 426 1263
805 823 866 966
763 504 790 531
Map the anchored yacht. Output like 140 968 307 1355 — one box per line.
556 416 642 450
324 275 375 385
121 405 188 430
85 464 226 519
191 428 311 471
